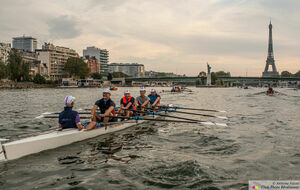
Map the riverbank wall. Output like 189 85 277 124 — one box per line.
0 81 56 89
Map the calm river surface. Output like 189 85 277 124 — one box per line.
0 87 300 190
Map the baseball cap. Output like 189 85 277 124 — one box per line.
124 89 130 94
64 96 75 105
140 87 146 91
150 88 156 92
103 89 111 94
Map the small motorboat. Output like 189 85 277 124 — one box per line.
110 87 118 91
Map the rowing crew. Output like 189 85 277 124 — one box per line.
58 88 161 131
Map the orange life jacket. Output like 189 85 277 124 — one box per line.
122 96 136 110
112 109 116 116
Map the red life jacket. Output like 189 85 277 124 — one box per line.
112 109 116 116
122 96 136 110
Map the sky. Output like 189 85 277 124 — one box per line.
0 0 299 76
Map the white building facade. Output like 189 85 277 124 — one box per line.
0 43 11 65
108 63 145 78
36 43 79 79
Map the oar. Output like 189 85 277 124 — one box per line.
143 108 228 120
38 109 227 120
104 115 228 127
135 111 227 126
160 105 227 113
41 115 227 127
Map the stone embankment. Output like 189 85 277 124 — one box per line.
0 81 56 89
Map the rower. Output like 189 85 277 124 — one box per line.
267 86 274 94
119 89 136 117
136 87 150 113
148 88 161 108
87 89 116 130
58 96 84 131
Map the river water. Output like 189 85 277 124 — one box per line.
0 87 300 190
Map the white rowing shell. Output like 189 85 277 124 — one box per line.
1 120 149 161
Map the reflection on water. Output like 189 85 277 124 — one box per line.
0 87 300 189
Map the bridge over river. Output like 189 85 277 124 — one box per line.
124 76 300 86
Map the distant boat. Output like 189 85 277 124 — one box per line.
57 78 78 88
110 87 118 91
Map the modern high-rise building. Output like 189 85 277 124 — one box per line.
36 43 79 79
108 63 145 77
83 46 109 77
12 36 37 52
262 21 279 77
0 43 11 65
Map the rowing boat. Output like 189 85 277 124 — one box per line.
0 116 158 162
0 105 228 161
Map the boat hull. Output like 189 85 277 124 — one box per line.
1 120 145 161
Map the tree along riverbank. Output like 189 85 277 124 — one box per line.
0 81 56 89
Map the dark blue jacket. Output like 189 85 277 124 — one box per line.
58 107 78 129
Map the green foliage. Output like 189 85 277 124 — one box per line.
211 72 217 85
46 80 58 84
216 79 223 86
33 73 46 84
111 72 130 78
156 72 167 77
294 70 300 77
91 72 102 79
65 57 90 79
21 62 31 81
0 61 8 79
107 73 112 81
209 71 230 85
198 71 206 77
196 77 204 85
215 71 231 77
7 49 30 81
281 71 292 77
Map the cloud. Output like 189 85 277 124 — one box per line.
0 0 300 76
47 15 81 39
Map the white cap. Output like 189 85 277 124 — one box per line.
150 88 156 92
124 89 130 94
103 89 111 94
140 87 146 91
64 96 75 105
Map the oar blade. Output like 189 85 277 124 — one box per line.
216 116 228 120
215 122 228 127
41 112 53 115
199 121 227 127
35 115 45 119
199 121 215 126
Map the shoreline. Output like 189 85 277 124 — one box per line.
0 81 56 89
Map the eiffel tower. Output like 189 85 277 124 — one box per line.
262 21 279 77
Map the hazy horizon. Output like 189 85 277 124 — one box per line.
1 0 299 76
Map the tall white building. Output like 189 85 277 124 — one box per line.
108 63 145 78
0 43 11 65
36 43 79 79
12 36 37 52
83 46 109 76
